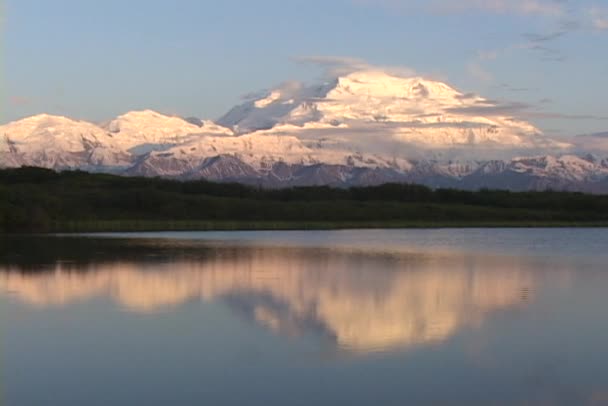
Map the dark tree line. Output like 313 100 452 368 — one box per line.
1 167 607 232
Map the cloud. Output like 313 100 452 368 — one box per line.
274 55 607 134
573 131 608 152
355 0 606 33
477 50 499 61
521 15 582 43
499 83 537 92
447 100 608 121
530 44 558 54
519 18 578 63
352 0 566 17
447 101 532 116
466 61 494 83
456 93 479 100
539 55 566 62
429 0 565 16
528 112 608 120
292 55 372 76
522 30 567 42
577 131 608 138
465 48 507 83
558 19 582 31
524 44 567 62
293 55 416 78
589 6 608 30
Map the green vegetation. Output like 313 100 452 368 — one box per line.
1 167 607 232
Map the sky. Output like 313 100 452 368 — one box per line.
2 0 607 137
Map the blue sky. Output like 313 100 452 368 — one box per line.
2 0 608 137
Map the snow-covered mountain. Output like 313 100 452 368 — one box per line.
0 114 131 170
102 109 233 154
218 71 566 154
1 70 607 192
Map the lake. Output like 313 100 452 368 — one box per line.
2 229 608 406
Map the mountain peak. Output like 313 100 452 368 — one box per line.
0 113 130 169
217 69 550 152
103 110 207 150
5 113 86 128
99 110 233 153
0 114 106 141
333 70 460 100
112 109 175 121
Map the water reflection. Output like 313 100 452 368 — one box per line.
0 240 546 353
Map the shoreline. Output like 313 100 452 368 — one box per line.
5 220 607 234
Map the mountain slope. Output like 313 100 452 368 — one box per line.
102 109 233 154
0 114 130 170
218 70 567 156
1 71 606 192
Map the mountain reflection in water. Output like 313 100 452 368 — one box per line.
0 238 549 354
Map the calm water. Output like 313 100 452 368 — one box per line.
2 229 608 406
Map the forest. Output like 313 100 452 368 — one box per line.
1 166 607 232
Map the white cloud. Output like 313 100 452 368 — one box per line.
354 0 565 17
467 61 494 83
589 6 608 30
477 50 499 61
293 55 416 78
447 100 608 121
431 0 564 16
465 50 501 84
292 56 372 75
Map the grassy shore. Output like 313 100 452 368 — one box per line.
47 219 608 233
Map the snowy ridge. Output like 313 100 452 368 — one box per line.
0 114 131 169
103 109 233 154
1 70 607 191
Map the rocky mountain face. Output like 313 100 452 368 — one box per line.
126 154 608 192
1 70 607 192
